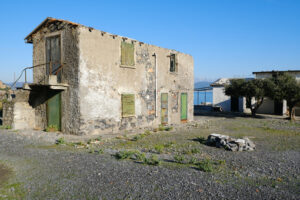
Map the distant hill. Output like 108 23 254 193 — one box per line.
5 82 26 89
194 81 212 88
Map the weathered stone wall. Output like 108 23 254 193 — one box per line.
31 22 80 133
3 90 35 129
77 26 194 135
3 101 14 127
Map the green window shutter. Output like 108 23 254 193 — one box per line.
122 94 135 117
121 41 135 66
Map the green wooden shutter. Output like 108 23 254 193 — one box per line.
181 93 187 121
121 41 135 66
122 94 135 117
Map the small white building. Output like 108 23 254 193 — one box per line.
211 78 250 113
253 70 300 116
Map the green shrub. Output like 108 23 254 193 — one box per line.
114 150 136 160
197 159 214 172
154 144 164 154
134 152 146 162
132 134 146 141
189 157 198 165
0 125 12 130
55 138 65 145
174 154 185 164
158 125 173 131
144 130 151 135
144 155 160 166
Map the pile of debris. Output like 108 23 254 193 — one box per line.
207 133 255 151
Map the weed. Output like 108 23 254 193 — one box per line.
189 157 198 165
174 154 185 164
154 144 164 154
183 148 200 155
132 134 146 141
114 150 136 160
158 124 173 131
0 125 12 130
164 141 176 148
134 152 146 162
144 130 151 135
46 125 58 132
89 149 104 154
87 136 102 144
197 159 214 172
55 138 65 145
144 155 160 166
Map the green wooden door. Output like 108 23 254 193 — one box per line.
47 93 61 130
161 93 168 124
181 93 187 121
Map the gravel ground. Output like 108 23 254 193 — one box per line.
0 115 300 199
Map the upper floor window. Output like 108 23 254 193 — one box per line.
121 41 135 66
170 54 177 72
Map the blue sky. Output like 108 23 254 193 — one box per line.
0 0 299 83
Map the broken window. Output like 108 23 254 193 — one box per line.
121 94 135 117
170 54 176 72
121 41 135 66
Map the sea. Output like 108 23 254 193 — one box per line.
194 91 213 105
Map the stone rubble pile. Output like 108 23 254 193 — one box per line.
207 133 255 151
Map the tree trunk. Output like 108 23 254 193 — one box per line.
251 108 256 117
288 105 295 121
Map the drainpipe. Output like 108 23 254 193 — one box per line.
153 53 158 117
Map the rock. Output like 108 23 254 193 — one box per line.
207 134 255 152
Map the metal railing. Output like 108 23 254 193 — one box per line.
11 62 64 89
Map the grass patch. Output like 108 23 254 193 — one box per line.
196 159 226 172
174 154 185 164
114 150 160 166
154 144 164 154
0 125 12 130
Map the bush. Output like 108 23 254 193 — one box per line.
197 159 214 172
154 144 164 154
114 150 136 160
158 124 173 131
174 154 185 164
131 134 146 141
55 138 65 145
144 155 160 166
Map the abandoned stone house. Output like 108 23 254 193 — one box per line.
3 17 194 135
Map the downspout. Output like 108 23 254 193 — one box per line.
153 53 158 117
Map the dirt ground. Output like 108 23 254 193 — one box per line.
0 114 299 199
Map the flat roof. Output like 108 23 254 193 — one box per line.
253 70 300 74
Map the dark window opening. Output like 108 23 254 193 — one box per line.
170 54 176 72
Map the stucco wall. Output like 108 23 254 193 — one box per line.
77 26 194 135
212 87 231 112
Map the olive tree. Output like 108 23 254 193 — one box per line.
225 79 267 117
265 73 300 120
